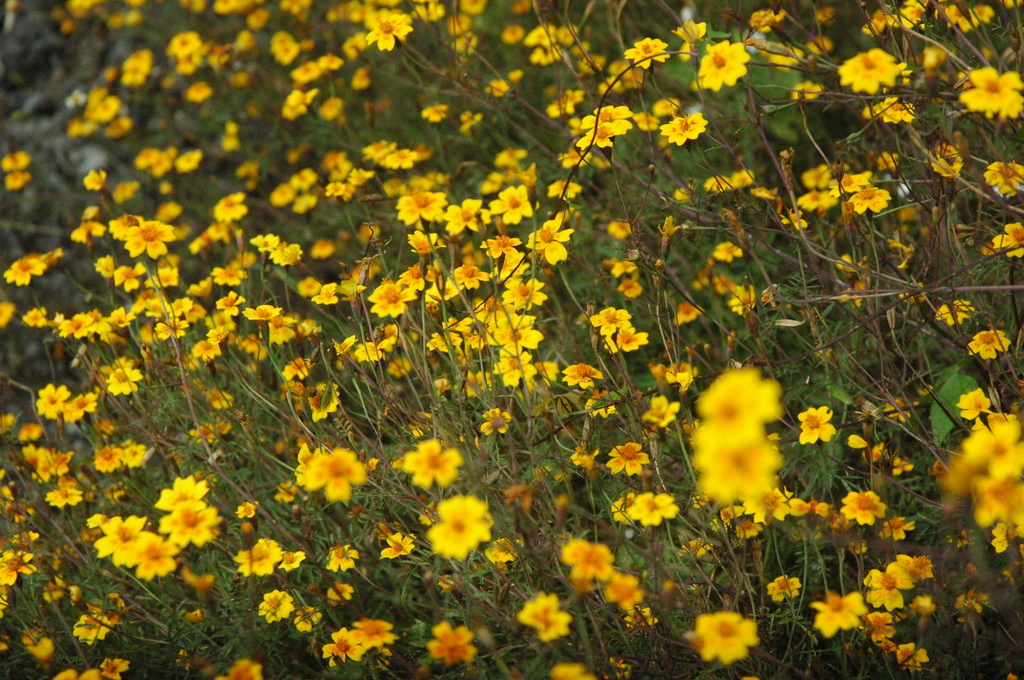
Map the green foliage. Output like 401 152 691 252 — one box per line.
931 368 979 444
1 0 1023 678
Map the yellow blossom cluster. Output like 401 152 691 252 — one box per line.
2 0 1023 676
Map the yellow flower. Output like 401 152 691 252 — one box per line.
214 660 263 680
601 571 644 610
791 80 824 100
327 545 359 571
349 618 397 649
840 490 887 525
660 113 707 145
698 41 751 91
479 237 521 266
366 10 413 51
322 627 366 665
22 632 54 663
956 388 991 419
444 198 487 234
984 162 1024 195
258 590 295 623
968 329 1011 360
4 254 47 286
517 592 572 641
992 222 1024 258
1 150 30 172
798 406 837 444
131 532 180 580
625 492 679 526
864 563 913 610
766 575 801 602
588 308 630 338
742 486 792 522
427 621 477 665
185 81 214 103
562 363 602 389
910 595 935 616
488 184 533 225
879 515 915 540
955 589 990 613
326 581 354 604
234 538 284 576
0 550 36 587
452 264 490 290
560 538 615 583
213 192 248 223
367 280 418 318
171 149 202 174
459 111 483 134
293 606 321 632
673 20 707 45
501 278 547 310
960 418 1024 481
696 368 783 433
427 494 492 560
83 169 107 190
73 608 119 645
693 427 781 503
848 186 891 214
862 611 896 643
402 439 463 488
158 500 219 547
281 88 319 120
279 551 305 571
692 611 759 665
45 485 83 508
837 49 902 94
959 67 1024 119
123 219 176 259
895 642 929 672
624 37 669 69
641 395 679 428
550 663 598 680
36 383 71 419
408 229 444 257
154 475 209 511
576 119 630 149
270 31 300 65
607 442 649 476
712 241 743 262
480 408 511 436
750 8 787 30
421 104 449 122
396 190 448 225
931 143 963 178
380 532 414 559
862 97 916 124
4 169 31 191
810 591 867 637
93 515 147 566
527 213 574 265
935 299 975 326
243 304 282 322
99 658 131 680
301 447 367 503
485 538 518 565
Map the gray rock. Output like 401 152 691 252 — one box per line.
67 143 110 175
0 10 65 97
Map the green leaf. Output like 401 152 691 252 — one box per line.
826 383 854 406
761 102 796 114
930 371 978 444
